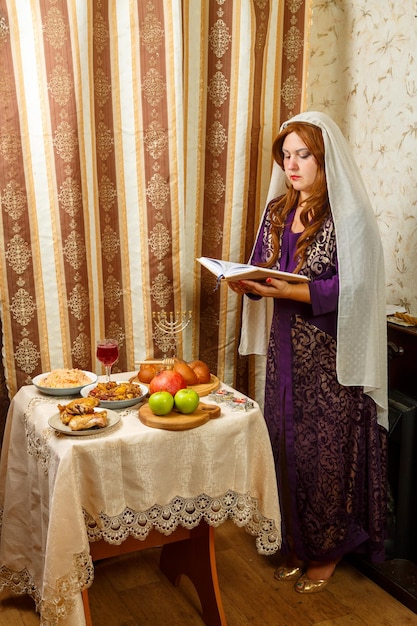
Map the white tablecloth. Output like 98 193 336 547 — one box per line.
0 374 281 625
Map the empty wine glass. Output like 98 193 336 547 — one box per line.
96 338 119 382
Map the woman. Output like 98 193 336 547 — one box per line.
230 111 388 593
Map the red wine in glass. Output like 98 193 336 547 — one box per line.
97 339 119 382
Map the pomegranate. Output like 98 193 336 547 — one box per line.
149 370 187 396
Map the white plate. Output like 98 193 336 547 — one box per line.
32 370 98 397
81 381 148 409
48 408 120 436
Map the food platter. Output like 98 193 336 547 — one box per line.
32 370 98 397
48 408 120 436
81 381 148 409
138 401 221 431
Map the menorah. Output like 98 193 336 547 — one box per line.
152 310 192 357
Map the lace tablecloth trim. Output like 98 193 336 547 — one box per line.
0 563 41 607
84 490 281 555
0 549 93 626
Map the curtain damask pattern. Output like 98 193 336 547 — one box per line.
0 1 307 400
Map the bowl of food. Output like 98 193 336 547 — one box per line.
32 369 98 397
81 380 148 409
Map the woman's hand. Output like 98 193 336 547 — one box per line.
228 280 253 296
228 278 311 303
228 277 288 297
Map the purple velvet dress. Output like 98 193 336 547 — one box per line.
250 206 387 563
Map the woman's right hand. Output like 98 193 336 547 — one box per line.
228 281 250 296
228 278 311 303
228 278 287 298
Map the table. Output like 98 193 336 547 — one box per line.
0 374 281 625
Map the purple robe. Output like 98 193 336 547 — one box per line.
250 206 387 563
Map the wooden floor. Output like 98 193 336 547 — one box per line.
1 519 417 625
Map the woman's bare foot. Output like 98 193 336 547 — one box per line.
305 558 340 581
294 558 341 594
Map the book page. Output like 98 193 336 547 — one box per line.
197 257 309 283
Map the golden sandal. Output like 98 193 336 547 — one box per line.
294 573 329 594
274 565 303 581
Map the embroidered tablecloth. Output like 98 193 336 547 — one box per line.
0 374 281 625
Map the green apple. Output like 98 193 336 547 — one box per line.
148 391 174 416
174 388 200 414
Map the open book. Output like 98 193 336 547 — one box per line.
197 257 309 283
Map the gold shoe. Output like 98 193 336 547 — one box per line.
294 574 329 594
274 566 303 581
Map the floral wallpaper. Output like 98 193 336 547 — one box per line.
305 0 417 315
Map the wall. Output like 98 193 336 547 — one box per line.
305 1 417 314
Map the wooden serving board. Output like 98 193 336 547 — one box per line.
139 401 221 431
130 373 220 397
190 374 220 396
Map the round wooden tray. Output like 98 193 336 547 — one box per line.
139 401 221 431
130 373 220 397
189 374 220 396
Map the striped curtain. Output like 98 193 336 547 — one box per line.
0 0 308 400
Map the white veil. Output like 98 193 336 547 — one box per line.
239 111 388 429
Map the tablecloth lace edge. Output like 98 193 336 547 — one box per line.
0 491 280 624
0 549 93 626
84 489 281 555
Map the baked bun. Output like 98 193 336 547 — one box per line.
188 359 211 384
137 362 157 383
173 359 199 386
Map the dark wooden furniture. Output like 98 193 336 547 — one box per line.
388 322 417 395
351 322 417 614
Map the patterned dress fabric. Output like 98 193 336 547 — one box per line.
250 205 387 563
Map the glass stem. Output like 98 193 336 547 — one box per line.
105 366 112 382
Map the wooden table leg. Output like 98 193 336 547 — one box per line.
82 523 227 625
81 588 93 626
159 521 227 626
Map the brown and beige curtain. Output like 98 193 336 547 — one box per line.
0 0 308 401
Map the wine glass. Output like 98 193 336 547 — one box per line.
96 338 119 383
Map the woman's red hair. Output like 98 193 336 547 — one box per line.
263 122 330 272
